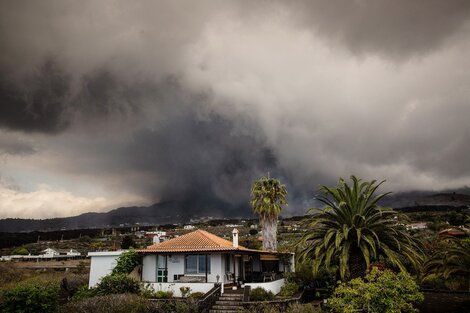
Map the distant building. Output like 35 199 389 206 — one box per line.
406 222 428 231
41 248 81 257
184 225 196 230
146 231 167 237
439 228 466 237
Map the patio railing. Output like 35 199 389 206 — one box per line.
197 283 221 313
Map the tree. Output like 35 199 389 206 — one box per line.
11 247 29 255
327 267 423 313
2 280 59 313
424 237 470 291
121 235 135 249
112 249 141 275
250 176 287 251
299 176 422 280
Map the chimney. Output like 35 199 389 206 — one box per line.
232 228 239 248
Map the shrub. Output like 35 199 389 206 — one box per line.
72 286 98 300
60 274 89 299
95 274 140 295
249 287 275 301
189 291 205 300
61 294 149 313
242 303 282 313
285 303 322 313
421 273 446 290
242 303 321 313
150 300 198 313
121 235 135 249
11 247 29 255
284 259 334 289
327 267 424 313
154 290 174 299
74 261 88 274
1 280 60 313
279 281 299 298
112 250 141 275
139 283 155 298
180 286 191 297
78 235 92 243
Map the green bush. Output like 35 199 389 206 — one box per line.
95 274 140 295
279 281 299 298
112 250 141 275
72 286 98 300
327 267 424 313
189 291 205 300
421 273 446 290
11 247 29 255
60 274 89 299
179 286 191 297
121 236 135 249
242 303 320 313
154 290 174 299
285 303 322 313
249 287 275 301
61 294 150 313
1 280 60 313
139 283 155 298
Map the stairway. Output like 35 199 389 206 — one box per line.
209 289 244 313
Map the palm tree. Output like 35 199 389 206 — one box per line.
424 219 470 291
298 176 422 280
250 176 287 251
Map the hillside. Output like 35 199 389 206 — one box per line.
0 201 233 232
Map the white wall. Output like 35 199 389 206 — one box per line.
148 282 215 297
142 254 157 282
167 254 185 282
143 253 224 283
245 278 285 295
88 251 125 287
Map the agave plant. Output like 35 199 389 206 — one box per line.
250 176 287 251
298 176 423 280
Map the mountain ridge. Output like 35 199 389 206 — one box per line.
1 191 469 232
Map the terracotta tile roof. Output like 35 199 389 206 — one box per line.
439 228 466 236
139 229 263 253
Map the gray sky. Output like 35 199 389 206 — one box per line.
1 0 470 218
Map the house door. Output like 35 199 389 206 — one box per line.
156 255 167 282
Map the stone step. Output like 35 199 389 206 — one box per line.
212 304 242 309
216 300 243 305
219 296 243 301
220 294 244 298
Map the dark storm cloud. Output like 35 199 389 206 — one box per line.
0 61 71 133
1 0 470 219
290 0 470 59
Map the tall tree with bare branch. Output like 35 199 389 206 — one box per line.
250 176 287 251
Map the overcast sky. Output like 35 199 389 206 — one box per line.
1 0 470 219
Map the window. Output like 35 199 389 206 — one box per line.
185 254 211 274
224 254 231 272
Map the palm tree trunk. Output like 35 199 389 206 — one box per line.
348 249 367 279
262 216 278 251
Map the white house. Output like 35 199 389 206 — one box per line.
41 248 59 257
41 248 81 257
406 222 428 230
88 251 126 287
88 229 294 297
